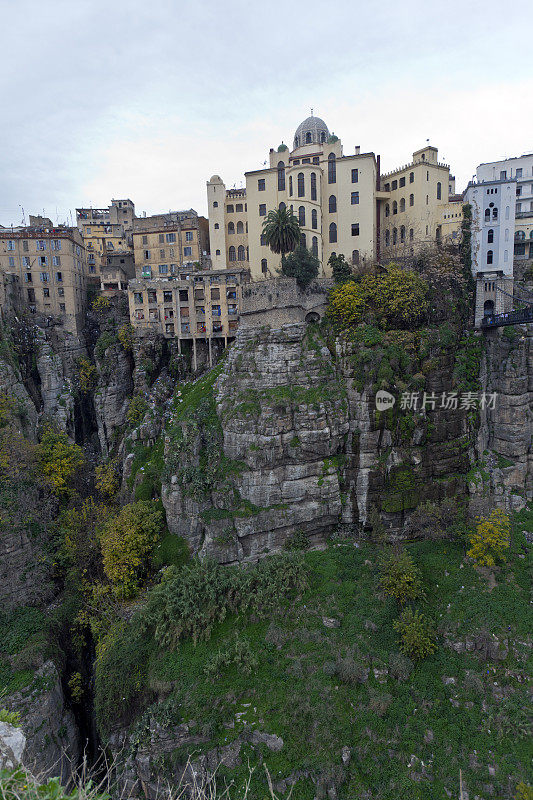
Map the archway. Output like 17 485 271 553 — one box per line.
483 299 495 317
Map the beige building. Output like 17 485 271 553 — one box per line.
100 251 135 293
132 210 209 279
128 267 248 369
76 199 135 279
208 115 380 280
0 218 87 335
380 146 463 257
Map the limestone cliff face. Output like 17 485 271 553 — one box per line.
472 323 532 513
1 661 80 784
94 342 133 455
162 320 532 561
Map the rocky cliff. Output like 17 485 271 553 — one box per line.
161 319 531 561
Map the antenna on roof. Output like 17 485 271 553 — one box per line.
311 107 314 116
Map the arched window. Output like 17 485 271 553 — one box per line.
215 249 220 256
409 228 414 241
505 206 510 220
237 245 245 261
261 258 268 274
305 131 312 143
277 161 285 191
298 206 305 226
310 172 317 201
321 131 327 143
484 208 491 221
392 201 398 215
400 198 405 212
214 223 219 229
236 221 244 234
393 227 398 245
385 230 390 246
329 195 337 213
297 172 305 197
213 201 218 207
312 236 318 257
300 233 306 248
515 230 525 240
400 225 406 243
409 194 414 206
329 222 337 243
312 209 318 229
260 233 266 245
352 249 359 265
228 222 234 234
487 250 493 264
289 175 293 196
492 207 498 220
437 182 442 200
228 246 236 261
294 136 299 148
488 229 494 243
279 201 286 211
328 153 336 184
385 204 390 217
246 246 249 260
409 172 414 183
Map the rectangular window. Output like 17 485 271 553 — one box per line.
185 231 193 242
500 170 507 180
144 250 150 259
351 169 358 183
399 177 406 187
22 256 30 267
258 178 266 191
43 288 50 298
8 256 14 267
51 240 61 250
179 290 188 302
159 264 168 274
52 255 61 266
163 291 172 303
37 240 46 250
58 287 64 297
40 272 49 282
351 224 360 236
56 272 63 282
7 240 15 251
158 234 165 244
39 255 47 266
516 186 522 196
184 246 192 257
59 303 66 312
392 180 398 190
226 204 234 213
22 240 29 251
25 273 32 283
212 304 221 316
259 204 266 216
142 235 148 245
516 168 523 178
134 292 143 304
166 233 176 243
351 192 359 205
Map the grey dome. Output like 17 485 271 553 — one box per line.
293 115 330 149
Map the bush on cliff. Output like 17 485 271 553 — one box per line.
100 500 164 598
38 424 84 497
393 607 436 660
327 266 429 329
379 550 425 605
467 509 511 567
280 244 319 289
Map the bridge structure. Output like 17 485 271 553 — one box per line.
481 285 533 329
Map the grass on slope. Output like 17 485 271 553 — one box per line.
95 510 532 800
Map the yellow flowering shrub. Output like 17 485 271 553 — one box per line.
95 460 119 497
38 424 84 496
92 295 110 314
76 357 97 393
467 508 511 567
100 501 164 598
118 323 134 351
327 266 429 330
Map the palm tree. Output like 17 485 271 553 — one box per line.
261 207 300 265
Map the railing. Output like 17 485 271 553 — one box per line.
481 307 533 328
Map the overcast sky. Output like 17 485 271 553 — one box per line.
1 0 531 226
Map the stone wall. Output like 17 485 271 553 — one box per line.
240 277 331 329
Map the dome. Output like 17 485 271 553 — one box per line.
293 115 330 149
209 174 223 183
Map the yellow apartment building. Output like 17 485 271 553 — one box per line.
380 146 462 257
132 210 209 279
128 267 248 369
76 199 135 279
208 115 379 280
0 219 87 335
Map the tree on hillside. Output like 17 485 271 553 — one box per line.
328 253 352 284
262 207 300 265
280 245 319 289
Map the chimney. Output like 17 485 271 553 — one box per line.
355 146 360 155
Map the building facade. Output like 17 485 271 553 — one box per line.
0 219 87 335
128 267 247 369
380 146 463 258
132 210 209 279
76 199 135 279
208 115 379 279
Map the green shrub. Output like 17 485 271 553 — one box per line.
515 782 533 800
468 509 511 567
388 652 414 681
393 607 436 660
0 709 20 726
204 634 258 678
126 395 148 426
140 552 308 648
379 550 425 604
